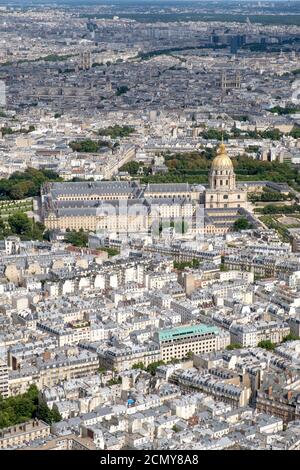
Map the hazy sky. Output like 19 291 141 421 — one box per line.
0 0 290 6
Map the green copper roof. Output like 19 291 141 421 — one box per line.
158 324 219 342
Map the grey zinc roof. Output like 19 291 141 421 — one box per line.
55 198 148 217
145 183 190 192
50 181 137 198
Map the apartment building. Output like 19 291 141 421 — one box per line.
8 349 99 395
230 321 290 347
0 420 50 450
98 343 161 372
0 359 9 398
256 387 300 424
27 434 96 450
37 320 105 347
155 324 229 362
170 369 251 408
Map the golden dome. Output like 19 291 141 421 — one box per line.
211 143 233 170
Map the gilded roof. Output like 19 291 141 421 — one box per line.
211 143 233 170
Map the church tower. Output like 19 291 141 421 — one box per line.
205 142 247 209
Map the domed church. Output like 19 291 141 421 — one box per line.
205 143 247 209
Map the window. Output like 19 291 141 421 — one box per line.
223 195 228 199
237 195 240 199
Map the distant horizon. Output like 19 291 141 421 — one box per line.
0 0 297 8
0 0 295 4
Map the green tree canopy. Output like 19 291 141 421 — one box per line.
226 343 242 350
98 125 135 139
65 230 88 247
233 217 251 231
0 384 61 429
120 161 140 175
282 333 300 342
8 212 32 235
0 168 60 200
258 340 276 351
116 86 129 96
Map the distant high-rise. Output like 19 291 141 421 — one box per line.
230 35 246 54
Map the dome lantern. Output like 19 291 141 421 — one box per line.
211 143 234 171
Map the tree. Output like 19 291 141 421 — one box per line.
65 230 88 247
116 86 129 96
132 362 145 370
31 221 45 240
43 229 51 241
107 377 122 386
1 127 13 136
185 351 193 359
258 340 276 351
98 125 135 139
172 425 180 433
282 333 300 343
201 129 230 141
260 128 282 141
226 343 242 350
69 139 100 153
8 212 32 235
174 259 199 270
0 384 61 429
233 217 251 231
145 360 165 375
0 217 6 235
50 407 62 423
0 168 60 200
269 105 299 116
35 401 61 424
8 184 26 200
120 161 140 175
99 247 119 257
290 126 300 139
